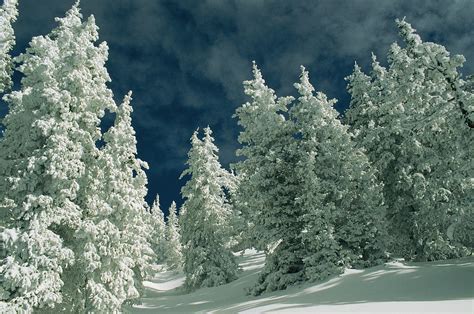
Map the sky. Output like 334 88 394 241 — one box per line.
2 0 474 215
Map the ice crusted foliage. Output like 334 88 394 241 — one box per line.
165 201 183 270
291 68 387 281
0 4 113 312
180 127 238 291
233 64 387 294
75 92 154 311
233 63 306 296
148 195 167 264
0 4 152 312
0 0 17 93
346 20 473 261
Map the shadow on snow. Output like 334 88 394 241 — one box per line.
124 250 474 313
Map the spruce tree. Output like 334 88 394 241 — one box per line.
233 63 305 295
0 0 17 93
65 92 154 312
346 20 473 261
225 171 245 251
180 127 238 291
165 201 183 270
149 195 167 264
0 3 114 311
0 4 152 312
291 67 387 280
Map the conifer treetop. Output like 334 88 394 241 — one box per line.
0 0 18 93
151 194 161 214
396 18 422 48
294 66 314 97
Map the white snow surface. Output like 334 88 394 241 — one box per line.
127 249 474 313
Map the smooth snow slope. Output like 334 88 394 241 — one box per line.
126 250 474 313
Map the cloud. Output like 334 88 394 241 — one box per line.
8 0 474 208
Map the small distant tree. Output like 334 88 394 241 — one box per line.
149 195 167 264
180 127 238 291
224 171 245 251
165 201 183 270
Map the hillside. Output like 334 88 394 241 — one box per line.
127 250 474 313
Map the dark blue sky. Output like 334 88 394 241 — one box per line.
2 0 474 214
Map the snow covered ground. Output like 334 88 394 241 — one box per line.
126 250 474 313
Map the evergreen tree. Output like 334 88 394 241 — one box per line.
149 195 167 264
346 20 473 261
65 92 154 312
233 63 305 295
0 0 17 93
291 67 387 281
0 4 153 312
180 127 238 291
0 3 116 311
165 201 183 270
225 171 245 251
295 149 341 281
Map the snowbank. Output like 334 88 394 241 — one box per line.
127 250 473 313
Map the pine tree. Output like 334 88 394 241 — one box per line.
291 67 387 281
165 201 183 270
180 127 238 291
233 63 305 295
0 3 116 311
0 4 154 312
346 20 473 261
295 150 342 281
0 0 17 93
225 171 246 251
102 94 155 289
63 92 154 312
149 195 167 264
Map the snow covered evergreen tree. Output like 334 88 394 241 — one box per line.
64 92 154 312
0 4 152 312
180 127 238 291
149 195 167 264
224 171 246 251
294 149 341 281
0 3 114 311
165 201 182 270
0 0 18 93
291 67 387 280
233 63 306 295
346 20 473 261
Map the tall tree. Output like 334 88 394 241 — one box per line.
65 92 154 312
0 0 18 93
0 4 152 312
180 127 238 291
346 20 473 261
233 63 305 295
165 201 182 270
291 67 387 281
